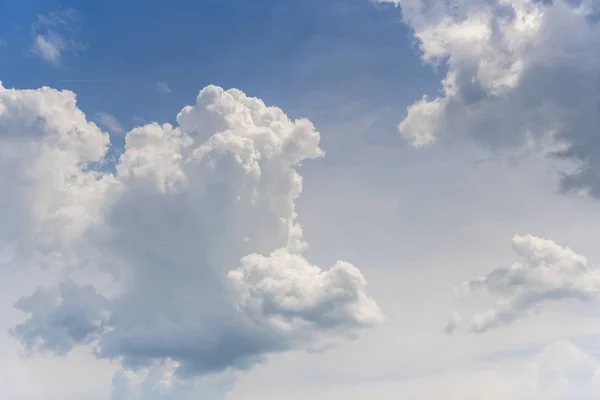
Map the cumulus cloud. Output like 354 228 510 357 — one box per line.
0 81 111 270
230 249 382 341
379 0 600 196
1 82 381 397
30 10 86 65
450 234 600 333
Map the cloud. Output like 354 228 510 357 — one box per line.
0 82 381 397
96 112 125 134
0 81 111 271
10 281 109 356
111 361 236 400
30 10 86 65
450 234 600 333
380 0 600 196
443 341 600 400
31 33 65 64
442 311 461 335
156 82 172 94
514 341 600 400
229 249 382 340
227 339 600 400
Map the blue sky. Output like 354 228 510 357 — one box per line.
0 0 440 152
4 1 600 399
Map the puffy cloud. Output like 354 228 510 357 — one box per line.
451 234 600 333
380 0 600 196
0 81 111 269
30 10 87 65
229 249 382 341
2 82 381 397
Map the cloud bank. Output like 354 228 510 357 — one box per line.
379 0 600 196
0 82 382 398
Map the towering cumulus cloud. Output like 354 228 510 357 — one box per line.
0 83 382 398
377 0 600 196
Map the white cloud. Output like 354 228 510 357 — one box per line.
397 95 441 147
96 112 125 134
381 0 600 196
0 82 381 398
0 81 111 271
31 33 65 64
156 82 172 94
30 10 86 65
450 234 600 333
229 249 383 342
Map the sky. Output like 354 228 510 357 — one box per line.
2 0 600 399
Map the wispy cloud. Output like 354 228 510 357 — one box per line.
30 9 87 65
95 112 125 134
156 81 172 94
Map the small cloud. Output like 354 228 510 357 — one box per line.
0 39 6 47
156 81 172 94
443 311 461 335
31 33 65 64
96 112 125 134
30 9 86 65
452 234 600 334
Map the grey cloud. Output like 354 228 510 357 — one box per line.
11 281 109 355
442 312 461 335
381 0 600 197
